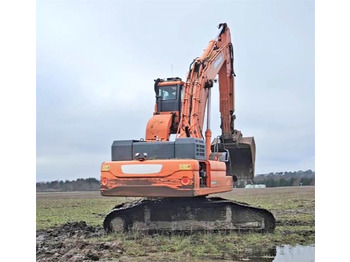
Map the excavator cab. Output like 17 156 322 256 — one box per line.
155 77 183 114
145 78 184 140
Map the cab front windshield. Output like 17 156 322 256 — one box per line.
159 85 177 100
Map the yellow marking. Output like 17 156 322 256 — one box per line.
179 164 191 170
101 165 110 171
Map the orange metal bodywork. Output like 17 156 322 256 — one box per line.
101 159 233 197
145 114 173 141
158 81 183 87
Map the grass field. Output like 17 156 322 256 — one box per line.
36 186 315 261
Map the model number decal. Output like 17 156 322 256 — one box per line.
179 164 191 170
101 165 110 171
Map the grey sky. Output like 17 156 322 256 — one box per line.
37 0 315 182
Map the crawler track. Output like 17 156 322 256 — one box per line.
103 197 275 233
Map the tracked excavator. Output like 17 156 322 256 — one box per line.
100 23 275 233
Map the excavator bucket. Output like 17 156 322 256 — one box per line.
224 137 255 181
212 136 256 182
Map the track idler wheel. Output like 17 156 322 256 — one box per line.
103 212 130 233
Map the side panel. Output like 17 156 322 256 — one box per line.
112 140 138 161
111 138 206 161
195 160 233 196
175 138 206 160
134 141 175 159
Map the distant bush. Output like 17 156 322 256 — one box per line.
253 170 315 187
36 178 100 192
235 170 315 188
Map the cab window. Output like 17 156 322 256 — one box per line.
159 86 177 100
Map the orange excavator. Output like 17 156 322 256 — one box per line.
101 23 275 233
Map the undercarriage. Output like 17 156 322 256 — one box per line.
103 197 275 233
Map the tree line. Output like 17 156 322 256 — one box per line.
236 169 315 188
36 178 100 192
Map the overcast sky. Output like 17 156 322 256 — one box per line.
36 0 315 182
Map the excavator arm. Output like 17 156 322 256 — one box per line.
178 23 235 140
178 23 255 181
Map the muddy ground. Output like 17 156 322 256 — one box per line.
36 221 282 262
36 221 138 262
36 186 315 261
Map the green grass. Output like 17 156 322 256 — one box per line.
90 229 313 260
37 187 315 260
36 192 138 230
